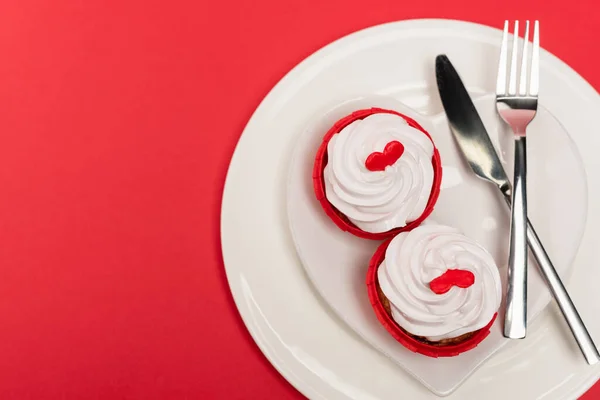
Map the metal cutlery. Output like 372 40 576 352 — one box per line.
496 20 540 339
435 54 600 365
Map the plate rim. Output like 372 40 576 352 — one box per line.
221 18 600 400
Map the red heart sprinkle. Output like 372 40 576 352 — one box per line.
429 269 475 295
365 141 405 171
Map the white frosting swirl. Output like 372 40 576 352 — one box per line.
323 113 435 233
377 224 502 341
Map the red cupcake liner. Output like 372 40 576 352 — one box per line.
366 238 497 358
313 108 443 240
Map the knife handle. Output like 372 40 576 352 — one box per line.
502 192 600 364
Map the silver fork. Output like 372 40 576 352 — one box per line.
496 20 539 339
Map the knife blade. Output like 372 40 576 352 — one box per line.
435 54 600 365
435 55 511 197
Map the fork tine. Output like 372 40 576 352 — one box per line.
530 20 540 96
508 21 519 95
496 20 509 95
518 21 530 96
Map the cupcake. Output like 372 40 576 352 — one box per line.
313 108 442 240
366 224 502 357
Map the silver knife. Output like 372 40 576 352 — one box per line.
435 54 600 365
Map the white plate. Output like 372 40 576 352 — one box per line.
221 20 600 400
287 93 586 396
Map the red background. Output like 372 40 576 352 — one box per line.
0 0 599 398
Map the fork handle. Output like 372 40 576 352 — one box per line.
505 136 528 339
501 157 600 365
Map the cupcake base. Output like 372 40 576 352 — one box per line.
313 108 443 240
366 238 497 357
375 283 479 347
